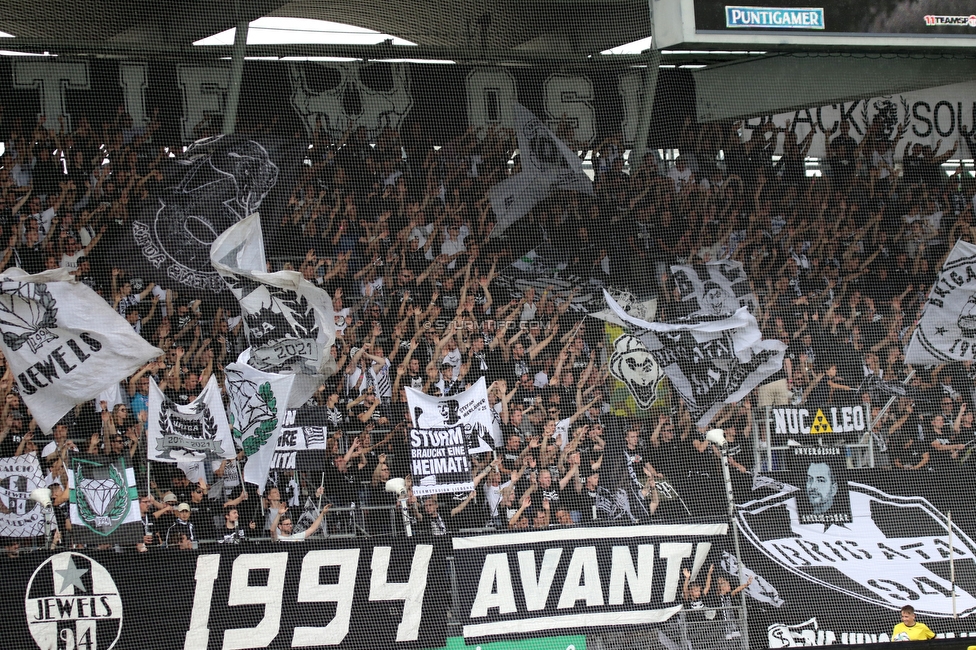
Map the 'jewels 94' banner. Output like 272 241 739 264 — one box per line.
6 541 448 650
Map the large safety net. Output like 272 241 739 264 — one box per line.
2 2 976 650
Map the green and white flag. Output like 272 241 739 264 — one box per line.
68 455 141 544
225 357 296 494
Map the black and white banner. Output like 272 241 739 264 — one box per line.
270 405 330 472
736 470 976 646
123 134 302 295
212 213 337 390
0 452 45 538
489 104 593 236
670 260 757 316
147 375 235 464
452 523 728 641
770 404 870 438
2 541 448 650
905 239 976 365
0 268 162 433
605 291 786 427
406 377 499 497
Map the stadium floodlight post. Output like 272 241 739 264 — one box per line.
222 9 249 135
705 428 750 650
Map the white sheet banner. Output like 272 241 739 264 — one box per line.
211 213 337 385
406 377 499 496
0 268 162 432
147 376 235 464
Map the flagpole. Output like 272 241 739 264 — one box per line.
949 510 957 619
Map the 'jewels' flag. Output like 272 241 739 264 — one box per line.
211 213 337 401
605 289 786 428
406 377 499 497
905 239 976 365
68 454 142 544
147 376 235 465
0 268 162 432
0 452 46 538
489 104 593 236
225 359 296 494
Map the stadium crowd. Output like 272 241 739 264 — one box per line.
1 104 975 554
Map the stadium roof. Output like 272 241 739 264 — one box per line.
0 0 665 64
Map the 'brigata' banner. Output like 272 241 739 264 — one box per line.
452 523 728 641
905 239 976 365
734 468 976 646
0 540 448 650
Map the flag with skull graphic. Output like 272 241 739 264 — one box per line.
224 359 296 494
604 289 786 428
211 213 337 405
0 268 162 433
147 376 235 465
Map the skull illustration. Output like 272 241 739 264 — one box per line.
289 62 413 138
609 334 663 410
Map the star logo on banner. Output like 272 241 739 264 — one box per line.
55 556 88 594
936 327 947 336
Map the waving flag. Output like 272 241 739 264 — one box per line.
225 358 296 494
0 268 162 432
489 104 593 236
147 376 235 465
670 260 757 316
211 213 336 402
905 239 976 365
605 290 786 428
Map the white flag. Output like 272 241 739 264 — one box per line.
0 452 46 537
0 268 162 432
211 213 337 391
405 377 498 497
225 359 296 494
605 290 786 428
670 260 758 316
489 104 593 236
147 376 235 464
905 239 976 365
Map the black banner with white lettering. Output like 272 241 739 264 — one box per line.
735 470 976 647
451 523 729 642
770 404 870 438
1 540 448 650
